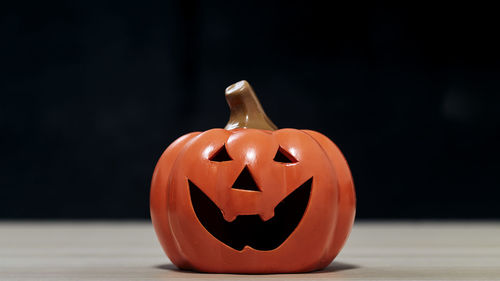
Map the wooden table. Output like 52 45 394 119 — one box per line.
1 221 499 280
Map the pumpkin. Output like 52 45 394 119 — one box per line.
150 80 355 273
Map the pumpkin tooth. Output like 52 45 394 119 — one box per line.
222 212 237 222
259 211 275 222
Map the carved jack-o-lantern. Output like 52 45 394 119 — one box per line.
150 81 355 273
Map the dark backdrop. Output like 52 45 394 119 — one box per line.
1 1 499 219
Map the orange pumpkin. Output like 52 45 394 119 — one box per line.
150 81 355 273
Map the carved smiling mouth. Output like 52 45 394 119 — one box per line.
188 177 312 251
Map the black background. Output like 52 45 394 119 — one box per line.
1 1 499 219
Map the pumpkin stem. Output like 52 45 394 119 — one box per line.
224 80 278 131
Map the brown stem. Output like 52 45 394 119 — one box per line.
224 80 277 131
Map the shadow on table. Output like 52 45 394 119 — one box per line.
155 261 359 276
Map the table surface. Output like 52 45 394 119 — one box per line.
1 221 499 281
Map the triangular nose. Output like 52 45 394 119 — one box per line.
231 166 261 191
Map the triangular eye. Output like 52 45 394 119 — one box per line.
209 145 232 162
273 147 297 163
